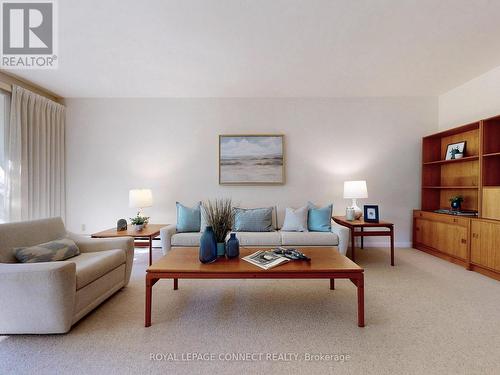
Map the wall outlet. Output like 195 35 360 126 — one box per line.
81 224 86 232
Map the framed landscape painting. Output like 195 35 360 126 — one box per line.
219 135 285 185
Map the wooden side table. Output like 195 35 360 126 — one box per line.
91 224 167 266
332 216 395 266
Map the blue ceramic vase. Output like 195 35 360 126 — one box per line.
226 233 240 259
199 226 217 263
217 243 225 257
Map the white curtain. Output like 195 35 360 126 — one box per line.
0 90 9 223
5 85 65 222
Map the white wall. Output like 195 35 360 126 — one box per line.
65 97 437 247
439 65 500 129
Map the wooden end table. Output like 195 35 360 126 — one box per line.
91 224 167 266
146 247 365 327
333 216 395 266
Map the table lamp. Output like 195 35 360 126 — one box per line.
129 189 153 217
344 181 368 220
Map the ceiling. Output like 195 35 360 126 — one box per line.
9 0 500 98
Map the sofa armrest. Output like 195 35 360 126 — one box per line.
160 224 177 255
68 233 134 285
331 222 350 255
68 233 133 253
0 262 76 334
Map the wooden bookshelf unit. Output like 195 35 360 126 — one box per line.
414 116 500 281
482 115 500 221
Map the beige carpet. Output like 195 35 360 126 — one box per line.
1 247 499 375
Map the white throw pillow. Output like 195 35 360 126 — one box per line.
281 206 309 232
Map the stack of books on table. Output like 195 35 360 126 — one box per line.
242 248 310 270
242 250 290 270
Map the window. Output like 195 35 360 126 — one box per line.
0 89 9 223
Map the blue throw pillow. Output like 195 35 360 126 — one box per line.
176 202 201 232
307 202 333 232
233 207 273 232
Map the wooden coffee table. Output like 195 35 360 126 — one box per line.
91 224 167 266
145 247 365 327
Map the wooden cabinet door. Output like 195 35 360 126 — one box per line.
471 221 500 271
449 225 468 260
416 219 467 260
414 218 424 245
471 221 481 264
415 215 468 260
438 222 467 259
415 219 432 247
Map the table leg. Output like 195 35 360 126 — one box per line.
350 229 356 262
357 275 365 327
149 236 153 266
330 278 335 290
145 277 153 327
390 226 395 266
173 278 178 290
361 227 364 249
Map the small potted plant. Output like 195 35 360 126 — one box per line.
130 213 150 231
450 146 463 159
202 198 234 257
449 195 464 211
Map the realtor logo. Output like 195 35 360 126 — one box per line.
1 0 58 69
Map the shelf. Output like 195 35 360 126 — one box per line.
430 210 478 217
422 122 480 139
423 186 478 189
483 152 500 158
483 117 500 155
423 156 479 165
483 156 500 186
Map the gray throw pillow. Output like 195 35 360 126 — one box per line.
14 238 80 263
281 206 309 232
233 207 273 232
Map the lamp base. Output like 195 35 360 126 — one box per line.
351 199 363 220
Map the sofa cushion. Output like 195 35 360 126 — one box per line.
176 202 201 232
280 231 339 246
171 232 203 247
233 207 274 232
71 250 126 290
281 206 309 232
231 231 281 246
14 238 80 263
307 202 333 232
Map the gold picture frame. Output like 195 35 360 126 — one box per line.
219 134 285 185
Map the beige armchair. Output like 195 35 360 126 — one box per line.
0 217 134 334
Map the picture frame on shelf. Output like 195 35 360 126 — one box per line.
364 205 379 223
445 141 466 160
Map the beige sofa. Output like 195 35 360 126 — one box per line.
160 206 349 255
161 224 349 255
0 217 134 334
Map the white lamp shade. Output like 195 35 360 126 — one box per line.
343 181 368 199
129 189 153 208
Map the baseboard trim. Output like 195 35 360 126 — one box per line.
355 241 411 248
413 243 468 267
469 264 500 281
